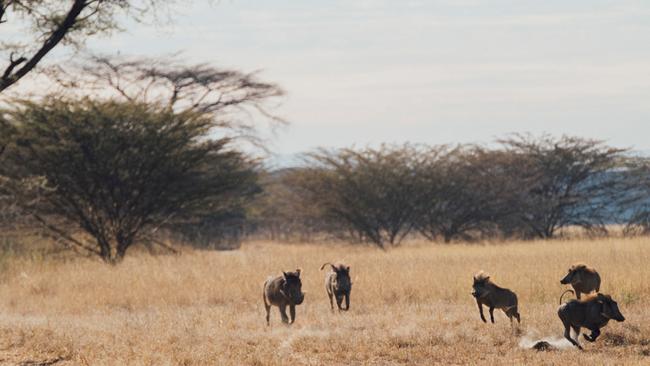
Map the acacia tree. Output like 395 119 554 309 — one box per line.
500 134 628 238
1 55 282 260
0 0 176 94
0 98 258 263
414 146 533 242
301 145 425 248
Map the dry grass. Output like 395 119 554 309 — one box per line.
0 237 649 365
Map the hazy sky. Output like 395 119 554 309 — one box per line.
84 0 650 159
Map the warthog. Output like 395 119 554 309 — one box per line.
320 262 351 311
560 263 601 299
558 291 625 350
263 269 305 325
472 271 521 324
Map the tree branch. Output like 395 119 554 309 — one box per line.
33 213 101 256
0 0 89 93
148 237 179 254
2 53 26 80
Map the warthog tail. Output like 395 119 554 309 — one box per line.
263 279 270 307
559 289 575 305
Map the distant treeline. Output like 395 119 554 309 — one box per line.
248 135 650 248
3 100 650 261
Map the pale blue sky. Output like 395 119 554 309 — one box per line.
87 0 650 159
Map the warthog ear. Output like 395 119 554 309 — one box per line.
345 266 350 272
600 300 612 318
282 271 288 279
295 268 301 277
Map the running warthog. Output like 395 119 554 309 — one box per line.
263 269 305 325
558 292 625 350
560 263 601 300
320 262 351 311
472 271 520 324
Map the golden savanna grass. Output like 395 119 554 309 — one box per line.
0 237 649 365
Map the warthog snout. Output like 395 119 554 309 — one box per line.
294 292 305 305
601 295 625 322
560 271 573 285
472 284 489 299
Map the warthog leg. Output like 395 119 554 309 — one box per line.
328 291 334 311
567 325 584 350
289 304 296 324
476 300 487 323
279 304 289 324
583 328 600 342
265 304 271 325
336 294 344 311
263 290 271 326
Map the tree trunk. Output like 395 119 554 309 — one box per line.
98 238 113 264
114 234 134 264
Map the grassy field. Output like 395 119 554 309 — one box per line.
0 237 648 365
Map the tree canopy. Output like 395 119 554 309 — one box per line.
0 97 257 263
